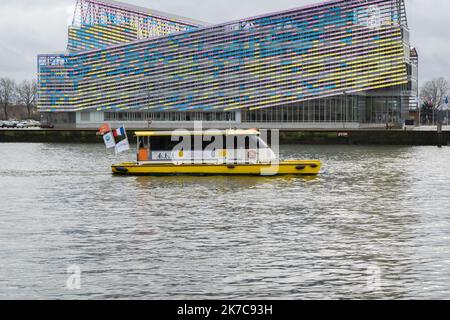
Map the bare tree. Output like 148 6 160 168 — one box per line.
16 80 38 118
420 77 449 109
0 77 17 120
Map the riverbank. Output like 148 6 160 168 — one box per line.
0 129 449 145
279 130 449 145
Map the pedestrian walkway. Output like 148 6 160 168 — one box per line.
413 125 450 131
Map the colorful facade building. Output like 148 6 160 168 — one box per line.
38 0 418 129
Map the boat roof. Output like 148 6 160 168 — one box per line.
135 129 260 137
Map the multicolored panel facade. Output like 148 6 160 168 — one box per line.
68 0 206 52
38 0 411 113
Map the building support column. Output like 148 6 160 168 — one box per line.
235 110 242 123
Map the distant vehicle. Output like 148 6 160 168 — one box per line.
40 122 55 129
2 121 16 128
16 121 28 129
0 120 41 129
27 120 41 128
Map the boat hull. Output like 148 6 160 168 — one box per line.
112 160 321 176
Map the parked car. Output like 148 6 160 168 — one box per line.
27 120 41 128
16 121 28 129
2 121 16 128
40 122 55 129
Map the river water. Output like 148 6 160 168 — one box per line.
0 143 449 299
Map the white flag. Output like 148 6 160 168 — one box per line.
103 132 116 149
115 138 130 154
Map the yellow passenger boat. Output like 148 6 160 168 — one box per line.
111 129 321 176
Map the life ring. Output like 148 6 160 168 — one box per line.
248 150 257 160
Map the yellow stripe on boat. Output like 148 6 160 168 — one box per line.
111 160 321 176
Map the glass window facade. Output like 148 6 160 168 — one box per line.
242 96 361 123
104 111 235 122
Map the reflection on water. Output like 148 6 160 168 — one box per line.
0 143 450 299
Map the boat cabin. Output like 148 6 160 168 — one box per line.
135 129 276 164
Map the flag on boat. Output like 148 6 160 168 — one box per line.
113 126 126 137
115 137 130 154
103 132 116 149
98 123 111 135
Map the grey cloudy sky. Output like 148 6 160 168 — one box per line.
0 0 446 84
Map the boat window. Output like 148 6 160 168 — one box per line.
224 135 233 150
257 137 269 149
245 136 250 149
138 136 150 149
202 136 220 150
150 137 160 149
249 135 259 149
150 136 182 151
231 135 252 149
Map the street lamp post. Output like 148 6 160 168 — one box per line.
343 91 347 129
445 96 448 125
